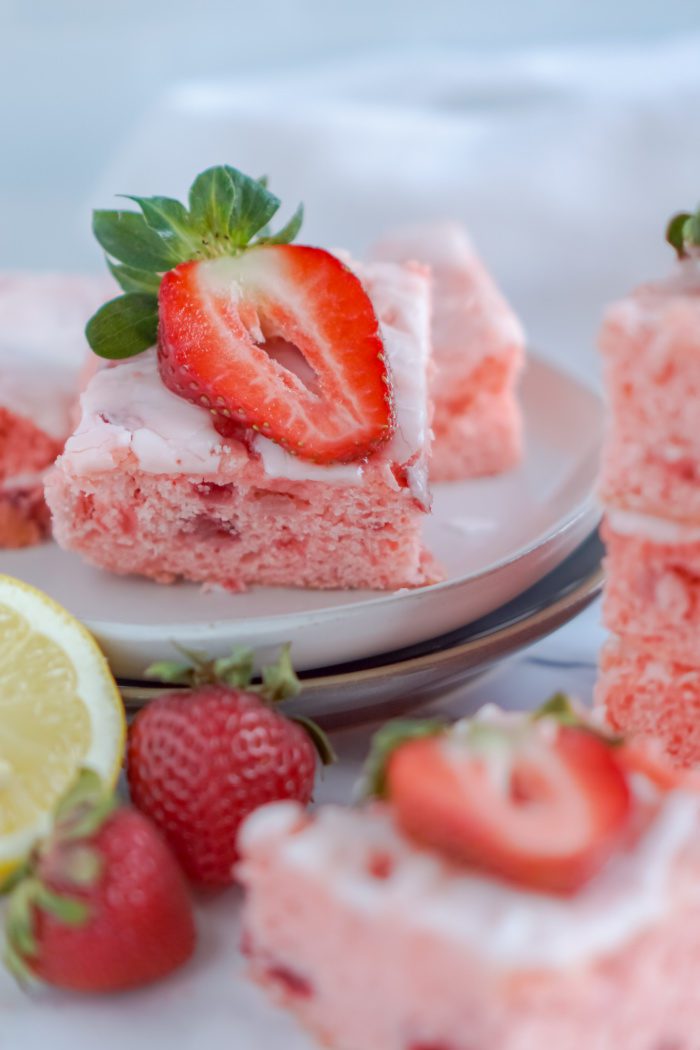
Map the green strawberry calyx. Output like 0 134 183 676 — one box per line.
360 719 448 799
146 644 336 766
666 207 700 260
86 165 304 361
1 769 117 986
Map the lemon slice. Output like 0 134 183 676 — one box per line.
0 575 125 875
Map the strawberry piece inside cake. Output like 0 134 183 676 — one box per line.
238 704 700 1050
0 273 111 547
596 229 700 764
373 221 525 481
47 260 436 590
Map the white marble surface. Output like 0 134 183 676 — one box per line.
2 599 604 1048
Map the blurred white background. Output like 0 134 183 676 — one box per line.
1 0 700 381
2 0 699 269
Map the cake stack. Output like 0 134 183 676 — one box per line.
595 210 700 766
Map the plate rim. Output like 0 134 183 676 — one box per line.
120 547 604 704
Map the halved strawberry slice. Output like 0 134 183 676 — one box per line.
385 721 632 894
158 246 393 464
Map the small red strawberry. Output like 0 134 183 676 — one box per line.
127 645 334 887
86 165 394 464
3 770 195 992
364 701 633 895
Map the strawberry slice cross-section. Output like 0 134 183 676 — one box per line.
158 245 394 464
386 720 633 895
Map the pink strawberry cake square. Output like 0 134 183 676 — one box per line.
238 706 700 1050
373 221 525 481
596 248 700 764
0 272 111 547
598 266 700 521
46 259 437 591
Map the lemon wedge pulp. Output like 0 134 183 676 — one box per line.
0 575 125 876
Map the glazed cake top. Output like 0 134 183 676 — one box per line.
61 260 432 491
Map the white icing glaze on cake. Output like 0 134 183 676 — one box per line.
606 507 700 544
241 793 699 969
61 259 431 488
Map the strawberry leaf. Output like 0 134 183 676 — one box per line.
6 878 40 956
532 692 583 726
213 646 255 689
225 167 282 247
686 211 700 250
257 203 305 246
361 719 447 800
666 212 692 259
107 258 162 295
666 208 700 259
33 886 90 925
258 644 301 704
188 166 237 243
145 660 196 685
86 293 159 360
123 195 200 260
93 210 178 271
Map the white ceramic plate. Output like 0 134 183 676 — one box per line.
121 531 604 725
1 355 602 677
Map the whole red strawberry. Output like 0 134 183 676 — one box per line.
127 646 333 887
4 770 195 992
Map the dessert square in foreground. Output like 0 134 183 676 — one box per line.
238 797 700 1050
373 222 525 481
46 261 438 591
0 273 111 547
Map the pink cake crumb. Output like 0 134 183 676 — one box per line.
238 797 700 1050
47 260 441 591
0 272 112 547
599 265 700 521
597 636 700 767
373 222 525 481
602 512 700 667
